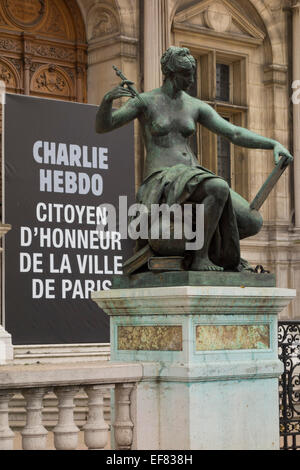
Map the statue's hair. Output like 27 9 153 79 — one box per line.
160 46 196 77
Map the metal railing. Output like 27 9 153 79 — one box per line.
278 321 300 450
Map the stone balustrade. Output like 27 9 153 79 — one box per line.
0 362 143 450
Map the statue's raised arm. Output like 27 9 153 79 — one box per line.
95 71 145 134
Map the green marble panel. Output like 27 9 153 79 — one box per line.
118 325 182 351
195 324 270 351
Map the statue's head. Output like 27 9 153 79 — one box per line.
161 46 196 80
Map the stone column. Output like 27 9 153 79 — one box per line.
292 2 300 228
0 224 13 365
143 0 169 91
23 58 32 96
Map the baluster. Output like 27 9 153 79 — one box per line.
0 391 15 450
53 386 80 450
21 388 48 450
83 385 111 450
113 384 134 450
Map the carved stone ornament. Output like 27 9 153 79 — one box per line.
9 57 22 74
25 42 75 62
88 7 118 40
43 1 66 37
0 38 22 53
0 61 16 88
33 65 68 95
204 2 232 33
3 0 46 28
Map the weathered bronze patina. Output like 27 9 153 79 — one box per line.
95 46 293 273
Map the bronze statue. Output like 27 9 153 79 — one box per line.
95 46 293 272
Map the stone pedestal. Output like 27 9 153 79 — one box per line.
92 275 296 450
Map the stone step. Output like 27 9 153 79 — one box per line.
13 343 110 365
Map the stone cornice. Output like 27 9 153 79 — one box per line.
93 286 296 317
172 22 264 47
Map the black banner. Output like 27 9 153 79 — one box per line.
3 94 135 345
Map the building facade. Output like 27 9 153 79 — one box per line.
0 0 299 345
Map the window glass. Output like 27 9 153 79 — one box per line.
216 64 230 102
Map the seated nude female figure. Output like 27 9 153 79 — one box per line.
95 47 293 272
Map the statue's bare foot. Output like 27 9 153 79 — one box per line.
190 257 223 272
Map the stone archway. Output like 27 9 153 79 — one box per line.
0 0 87 102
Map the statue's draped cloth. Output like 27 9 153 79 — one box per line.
136 164 241 270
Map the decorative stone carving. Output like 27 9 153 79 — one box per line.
0 38 21 52
204 2 232 33
32 65 69 95
0 0 86 101
0 62 16 88
173 0 265 42
8 58 22 74
43 1 66 37
76 65 84 77
23 57 32 70
29 61 42 77
3 0 45 28
60 66 73 82
88 6 119 41
25 42 75 62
